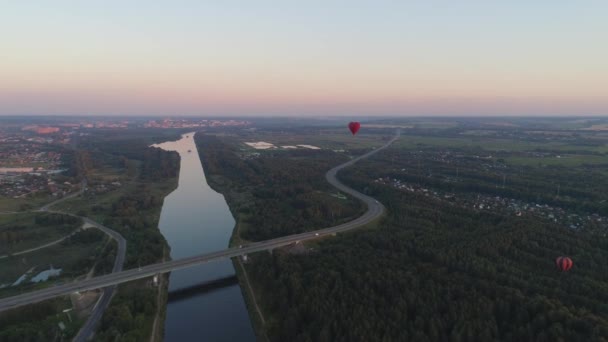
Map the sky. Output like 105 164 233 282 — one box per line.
1 1 607 117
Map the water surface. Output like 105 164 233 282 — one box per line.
154 133 255 342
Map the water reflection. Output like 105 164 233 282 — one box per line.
168 275 238 304
153 133 255 342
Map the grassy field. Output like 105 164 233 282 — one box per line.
0 194 55 212
0 212 80 255
0 229 107 289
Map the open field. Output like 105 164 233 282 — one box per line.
0 194 56 212
215 130 387 150
0 229 107 288
0 212 80 255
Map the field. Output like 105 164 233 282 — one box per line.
0 228 108 291
215 130 386 151
0 194 56 212
0 212 80 255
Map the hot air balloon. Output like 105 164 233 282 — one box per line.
556 256 573 272
348 122 361 135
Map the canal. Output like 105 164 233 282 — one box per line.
153 132 255 341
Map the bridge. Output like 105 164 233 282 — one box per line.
0 131 399 313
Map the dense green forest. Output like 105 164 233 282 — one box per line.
196 134 365 241
0 299 84 341
200 128 608 341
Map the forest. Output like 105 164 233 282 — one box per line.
200 128 608 341
196 134 365 241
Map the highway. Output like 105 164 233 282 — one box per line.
71 216 127 342
38 179 127 342
0 131 398 313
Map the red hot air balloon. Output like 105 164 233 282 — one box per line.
348 122 361 135
556 256 573 272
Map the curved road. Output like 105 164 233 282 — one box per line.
71 216 127 342
38 179 126 342
0 131 398 313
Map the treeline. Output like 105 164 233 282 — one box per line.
101 184 167 267
195 134 364 241
70 129 180 182
373 147 608 216
0 214 80 253
0 299 82 341
96 286 158 341
247 173 608 341
64 150 94 179
34 212 80 226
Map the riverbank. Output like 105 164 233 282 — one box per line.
156 132 255 341
201 173 271 341
193 133 270 339
232 258 270 342
149 247 170 342
193 131 387 340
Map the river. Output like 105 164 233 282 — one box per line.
153 133 256 341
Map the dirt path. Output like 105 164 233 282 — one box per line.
237 258 266 325
0 229 79 259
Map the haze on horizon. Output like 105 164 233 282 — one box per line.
1 1 607 117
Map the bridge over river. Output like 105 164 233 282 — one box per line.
0 131 399 313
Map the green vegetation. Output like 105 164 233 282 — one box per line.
0 228 107 292
96 280 161 342
202 120 608 341
50 129 181 340
196 133 365 242
0 298 84 341
505 155 607 167
0 196 53 213
56 130 180 268
0 212 80 255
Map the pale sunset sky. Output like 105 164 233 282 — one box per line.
1 1 607 116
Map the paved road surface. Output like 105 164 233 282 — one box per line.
0 131 398 313
39 179 126 342
71 216 127 342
